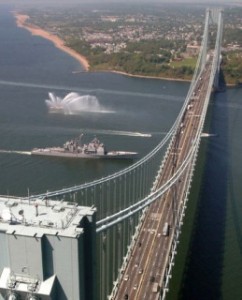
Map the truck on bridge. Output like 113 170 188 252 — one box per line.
162 222 169 236
152 282 160 293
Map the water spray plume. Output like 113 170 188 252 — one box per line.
45 92 113 114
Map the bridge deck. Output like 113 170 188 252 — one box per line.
113 56 214 300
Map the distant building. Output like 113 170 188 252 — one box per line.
0 197 96 300
226 43 242 51
186 44 200 56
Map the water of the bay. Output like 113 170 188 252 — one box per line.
167 83 242 299
0 4 186 196
1 3 242 300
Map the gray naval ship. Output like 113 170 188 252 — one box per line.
31 134 138 159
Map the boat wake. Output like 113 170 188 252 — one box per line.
0 150 31 155
46 92 114 115
87 129 152 137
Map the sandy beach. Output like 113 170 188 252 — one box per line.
110 69 191 82
14 13 89 71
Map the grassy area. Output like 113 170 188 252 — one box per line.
222 51 242 85
170 56 197 68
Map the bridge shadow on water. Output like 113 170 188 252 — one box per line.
171 71 229 300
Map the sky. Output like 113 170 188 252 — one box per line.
1 0 242 8
1 0 242 3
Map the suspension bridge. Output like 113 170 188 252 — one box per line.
0 8 223 300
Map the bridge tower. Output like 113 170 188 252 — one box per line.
213 9 224 90
201 8 224 90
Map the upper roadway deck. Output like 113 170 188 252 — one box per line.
114 55 214 300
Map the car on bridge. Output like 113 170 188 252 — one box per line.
124 275 129 281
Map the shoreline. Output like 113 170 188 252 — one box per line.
13 13 237 86
13 12 190 83
14 12 90 71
